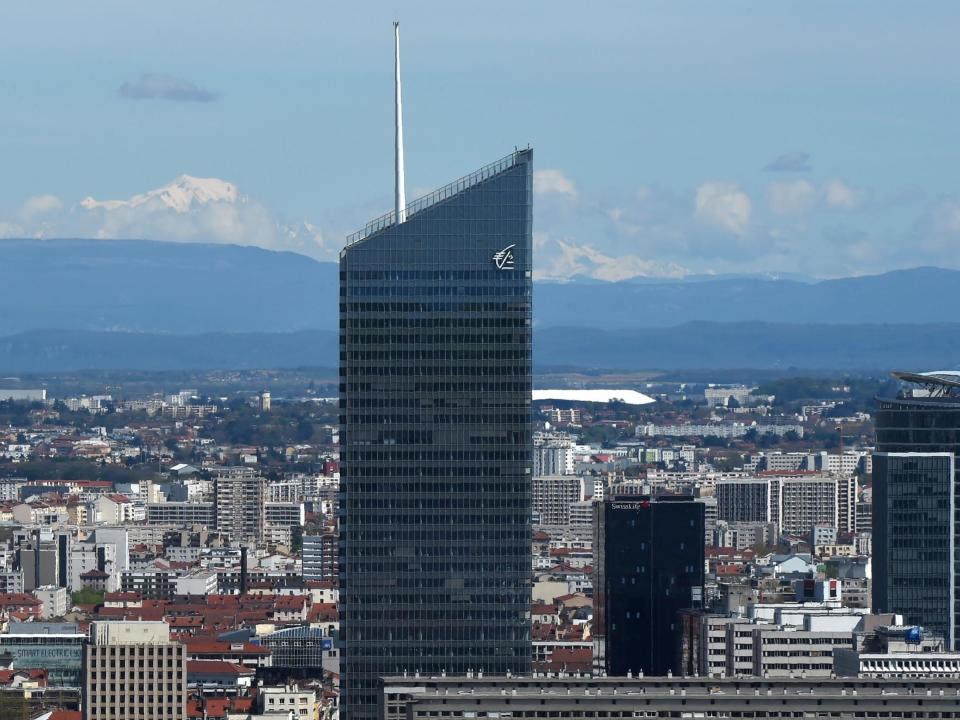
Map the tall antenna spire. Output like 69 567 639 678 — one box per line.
394 21 407 224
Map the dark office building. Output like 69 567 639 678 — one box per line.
593 496 705 677
339 150 533 719
874 371 960 650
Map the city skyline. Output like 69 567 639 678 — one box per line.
3 3 960 279
0 6 958 719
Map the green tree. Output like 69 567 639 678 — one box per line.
71 587 104 605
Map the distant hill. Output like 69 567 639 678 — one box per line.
0 323 958 373
0 329 339 372
534 267 960 329
535 322 960 371
3 239 960 335
1 238 959 371
0 239 338 335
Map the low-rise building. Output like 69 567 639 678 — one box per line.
381 675 960 719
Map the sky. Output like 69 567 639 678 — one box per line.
2 2 960 280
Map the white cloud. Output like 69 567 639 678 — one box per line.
0 221 24 238
119 73 218 103
533 169 577 197
767 179 816 215
20 194 62 219
694 181 751 235
823 179 859 209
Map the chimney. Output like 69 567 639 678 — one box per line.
33 528 41 590
240 546 248 595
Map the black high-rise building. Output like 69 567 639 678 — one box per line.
339 150 533 719
874 371 960 649
593 496 705 677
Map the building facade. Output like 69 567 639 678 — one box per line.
302 533 338 581
874 373 960 651
593 496 705 677
339 150 534 719
214 471 266 546
532 475 584 527
83 621 186 719
873 451 955 647
381 675 960 720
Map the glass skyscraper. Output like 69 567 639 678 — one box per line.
339 149 533 719
872 452 954 646
874 372 960 649
593 495 705 677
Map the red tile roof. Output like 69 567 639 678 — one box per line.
185 640 271 656
187 660 255 676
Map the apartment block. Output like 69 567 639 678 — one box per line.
83 621 186 720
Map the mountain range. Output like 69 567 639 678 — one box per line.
0 238 957 372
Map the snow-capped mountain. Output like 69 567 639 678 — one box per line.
6 174 336 261
80 175 240 213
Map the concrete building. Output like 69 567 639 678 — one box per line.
214 471 266 546
715 475 856 536
70 530 125 593
568 500 593 528
174 570 218 596
534 443 575 477
380 675 960 719
0 388 46 402
83 621 186 719
679 602 889 678
263 501 305 549
712 520 778 550
763 451 816 472
678 611 736 678
120 568 181 599
836 625 960 678
146 501 216 527
638 422 804 439
704 385 754 407
532 475 584 527
302 533 337 582
33 585 67 619
14 529 70 592
258 683 315 717
746 624 853 677
697 496 718 544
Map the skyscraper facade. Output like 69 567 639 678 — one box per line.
593 495 705 677
339 149 533 719
874 371 960 649
872 452 954 646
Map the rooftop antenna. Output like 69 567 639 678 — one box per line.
394 21 407 224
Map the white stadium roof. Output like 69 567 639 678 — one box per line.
532 389 655 405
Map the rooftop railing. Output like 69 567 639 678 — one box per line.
344 149 528 247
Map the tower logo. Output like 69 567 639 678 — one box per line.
493 244 516 270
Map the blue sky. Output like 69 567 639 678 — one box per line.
2 2 959 279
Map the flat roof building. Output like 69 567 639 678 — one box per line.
380 675 960 719
83 621 186 720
